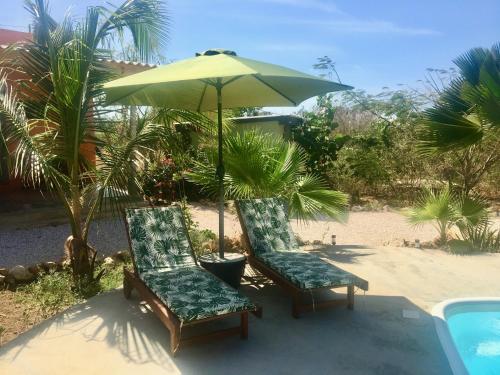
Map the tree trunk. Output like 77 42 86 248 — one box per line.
64 235 96 287
438 221 448 246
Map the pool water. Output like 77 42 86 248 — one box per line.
447 303 500 375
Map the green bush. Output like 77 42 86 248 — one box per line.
16 259 131 318
138 157 180 205
292 94 348 178
188 131 348 222
406 188 499 252
17 271 80 318
449 224 500 254
189 228 217 257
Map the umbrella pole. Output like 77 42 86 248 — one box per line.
216 83 225 258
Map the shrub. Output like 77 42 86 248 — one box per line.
187 131 348 222
406 188 498 252
139 157 180 205
189 228 217 257
16 259 132 318
17 271 80 318
449 224 500 254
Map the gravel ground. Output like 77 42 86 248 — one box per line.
1 205 498 268
190 205 439 247
0 218 128 268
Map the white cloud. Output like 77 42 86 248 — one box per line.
225 1 439 36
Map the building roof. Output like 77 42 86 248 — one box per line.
231 114 303 126
102 59 157 77
0 28 31 45
0 28 155 77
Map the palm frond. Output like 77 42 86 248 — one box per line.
188 130 348 222
453 193 490 228
290 174 348 222
418 44 500 153
406 188 457 227
96 0 169 63
0 74 69 191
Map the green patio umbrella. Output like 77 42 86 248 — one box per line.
104 49 352 258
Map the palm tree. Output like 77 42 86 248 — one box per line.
418 43 499 151
418 45 499 196
406 188 488 245
0 0 205 288
187 131 348 222
417 43 500 194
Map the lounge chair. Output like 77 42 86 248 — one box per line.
236 197 368 318
123 205 260 355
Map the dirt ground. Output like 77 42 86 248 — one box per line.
0 291 41 345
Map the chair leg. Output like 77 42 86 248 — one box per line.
170 325 181 356
123 270 132 299
347 285 354 310
252 305 263 319
240 312 248 339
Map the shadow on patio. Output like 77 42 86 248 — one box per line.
0 280 451 375
307 244 374 264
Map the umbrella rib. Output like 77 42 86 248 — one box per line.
106 84 151 106
197 76 244 111
197 82 208 112
253 75 297 106
222 75 244 87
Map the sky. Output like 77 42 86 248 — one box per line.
1 0 499 113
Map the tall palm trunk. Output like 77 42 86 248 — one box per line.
65 185 97 287
0 0 170 289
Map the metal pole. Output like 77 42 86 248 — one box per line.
216 82 225 258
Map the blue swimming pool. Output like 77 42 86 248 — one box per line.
433 299 500 375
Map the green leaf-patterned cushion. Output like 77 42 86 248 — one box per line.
125 206 196 274
237 198 299 256
258 251 369 291
141 267 256 322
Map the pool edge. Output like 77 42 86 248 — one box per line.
432 297 500 375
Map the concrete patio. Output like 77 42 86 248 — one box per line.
2 244 500 374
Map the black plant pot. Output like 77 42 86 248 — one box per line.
199 253 246 289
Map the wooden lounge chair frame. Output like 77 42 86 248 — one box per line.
236 202 355 319
123 207 261 355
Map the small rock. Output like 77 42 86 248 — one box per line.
103 257 115 265
0 268 8 277
42 261 58 273
9 265 34 282
312 240 323 245
0 274 5 287
382 205 390 212
113 251 130 263
6 275 16 290
351 205 363 212
28 265 41 276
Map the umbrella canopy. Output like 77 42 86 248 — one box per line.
104 49 352 109
104 49 352 258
